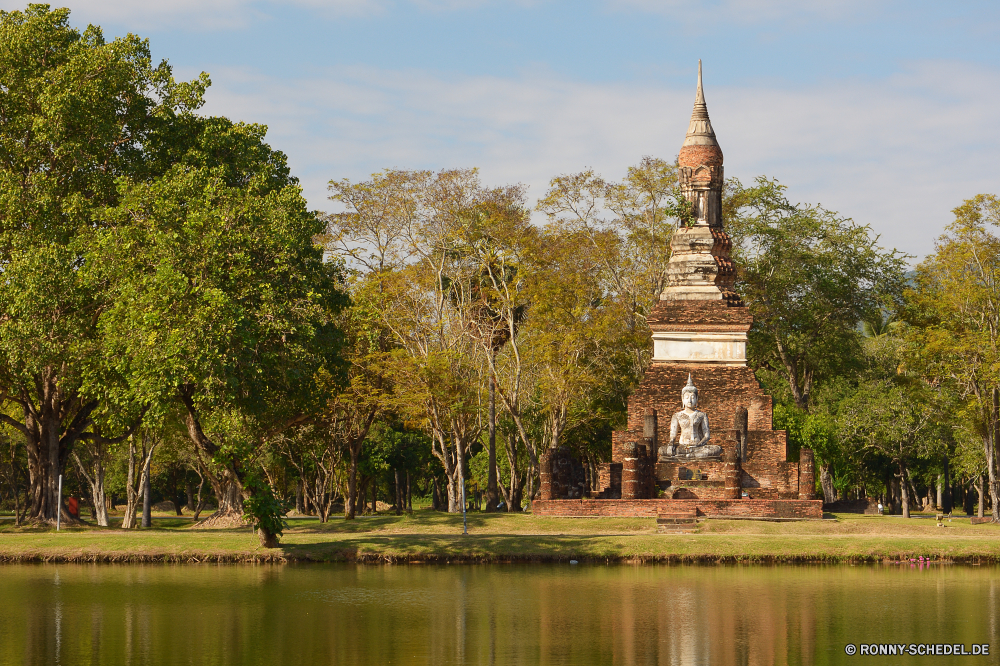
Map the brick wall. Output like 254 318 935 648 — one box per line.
600 435 803 500
678 144 724 168
613 363 775 462
593 301 813 513
532 498 823 519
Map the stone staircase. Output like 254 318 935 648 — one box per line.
656 507 699 533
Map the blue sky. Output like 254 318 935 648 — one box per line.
12 1 1000 259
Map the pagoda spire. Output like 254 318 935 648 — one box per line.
660 61 735 302
683 60 718 148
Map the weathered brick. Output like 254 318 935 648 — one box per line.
532 498 823 519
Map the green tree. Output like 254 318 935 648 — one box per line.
451 196 533 510
535 158 684 380
242 471 286 548
88 155 345 522
0 5 208 522
837 380 941 518
905 194 1000 519
725 177 907 412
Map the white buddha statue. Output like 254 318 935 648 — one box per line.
664 374 723 460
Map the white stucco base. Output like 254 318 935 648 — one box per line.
652 331 747 365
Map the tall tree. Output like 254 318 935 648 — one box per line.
452 196 533 510
376 169 489 512
536 157 681 379
905 194 1000 520
311 285 390 521
0 5 208 522
725 177 907 413
88 153 345 523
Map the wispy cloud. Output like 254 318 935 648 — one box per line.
1 0 541 30
193 60 1000 260
0 0 386 30
608 0 881 23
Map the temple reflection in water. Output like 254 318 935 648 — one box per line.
3 564 998 665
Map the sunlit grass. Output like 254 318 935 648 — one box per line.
1 509 997 564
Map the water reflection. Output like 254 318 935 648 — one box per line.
0 564 996 665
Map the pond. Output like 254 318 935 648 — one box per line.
0 563 996 665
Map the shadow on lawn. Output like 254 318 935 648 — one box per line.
276 532 600 563
285 510 516 535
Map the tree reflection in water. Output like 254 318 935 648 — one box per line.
1 564 996 665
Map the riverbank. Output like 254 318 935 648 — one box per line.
1 510 997 564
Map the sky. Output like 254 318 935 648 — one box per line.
11 1 1000 260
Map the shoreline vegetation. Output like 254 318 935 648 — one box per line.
1 511 998 566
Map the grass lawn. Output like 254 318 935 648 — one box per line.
1 509 998 564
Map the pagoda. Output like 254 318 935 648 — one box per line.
536 63 820 519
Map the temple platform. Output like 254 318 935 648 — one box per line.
531 498 823 519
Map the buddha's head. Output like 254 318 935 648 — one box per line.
681 373 699 409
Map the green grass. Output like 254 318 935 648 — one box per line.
1 510 998 564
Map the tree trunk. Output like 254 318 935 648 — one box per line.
942 455 952 514
886 477 899 515
407 471 412 511
302 480 312 515
3 458 25 527
978 475 986 518
819 464 836 504
122 438 157 530
486 372 498 512
499 433 524 512
186 480 196 513
900 464 910 519
191 469 206 520
16 372 116 524
141 453 153 528
988 389 1000 523
447 468 459 513
180 391 244 525
258 526 279 548
24 410 66 524
71 452 109 527
172 470 185 516
300 471 331 523
394 468 402 516
906 477 920 515
122 439 140 529
346 444 361 520
316 478 332 523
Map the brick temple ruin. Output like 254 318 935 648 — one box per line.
534 62 821 521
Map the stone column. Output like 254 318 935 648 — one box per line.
722 445 742 500
644 410 658 456
644 411 659 498
798 448 816 500
622 442 640 500
540 449 554 501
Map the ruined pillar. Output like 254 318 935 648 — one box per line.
540 448 554 501
644 410 659 496
734 407 749 462
644 410 659 457
609 463 623 498
622 442 640 500
722 445 742 500
798 447 816 500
